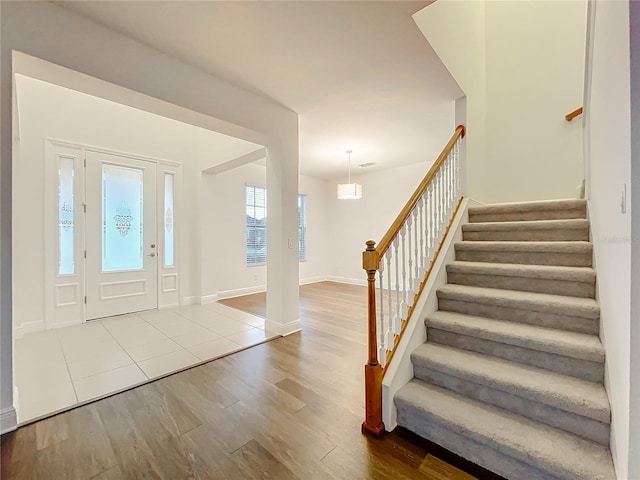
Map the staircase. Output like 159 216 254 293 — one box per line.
394 199 616 480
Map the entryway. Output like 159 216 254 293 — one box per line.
42 140 182 328
15 303 274 424
11 68 272 425
86 151 160 319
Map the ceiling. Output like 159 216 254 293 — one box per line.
55 1 462 179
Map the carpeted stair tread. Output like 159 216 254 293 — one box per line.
468 199 586 216
455 240 592 254
425 311 604 363
395 380 616 480
411 343 610 423
446 261 596 283
463 218 589 232
437 284 600 319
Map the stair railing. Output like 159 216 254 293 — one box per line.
565 107 583 122
361 125 466 437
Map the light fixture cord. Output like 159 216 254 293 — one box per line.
347 150 352 184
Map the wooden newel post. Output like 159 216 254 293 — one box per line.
361 240 385 437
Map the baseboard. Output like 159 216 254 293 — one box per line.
266 318 301 336
1 407 17 435
14 320 45 338
182 296 200 305
200 294 218 305
217 285 266 300
326 275 367 287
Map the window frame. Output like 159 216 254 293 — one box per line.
246 185 267 266
298 193 307 262
245 186 307 266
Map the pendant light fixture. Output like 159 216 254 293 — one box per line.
337 150 362 200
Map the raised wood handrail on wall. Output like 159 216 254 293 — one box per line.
361 125 466 437
565 107 583 121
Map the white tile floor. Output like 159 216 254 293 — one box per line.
14 302 276 424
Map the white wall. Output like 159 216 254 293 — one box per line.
325 162 434 284
413 0 486 202
585 1 632 477
1 1 299 433
415 0 587 204
298 174 329 284
12 74 262 332
628 1 640 476
201 164 267 301
201 159 436 297
201 164 328 300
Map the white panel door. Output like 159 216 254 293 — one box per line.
85 151 158 319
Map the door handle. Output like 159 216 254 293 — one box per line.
147 252 156 257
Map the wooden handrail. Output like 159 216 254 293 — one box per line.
361 125 465 438
375 125 465 264
565 107 583 121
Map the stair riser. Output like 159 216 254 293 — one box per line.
446 272 595 298
427 328 604 383
455 249 592 267
412 367 610 446
469 209 586 223
437 298 599 334
463 229 589 242
395 401 579 480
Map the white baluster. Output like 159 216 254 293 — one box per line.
412 208 419 294
378 264 385 363
448 154 453 211
444 155 450 213
452 153 456 206
436 170 442 233
393 236 401 334
407 214 414 297
429 183 435 263
450 152 455 208
386 251 392 343
455 141 461 199
440 168 446 230
418 196 425 277
424 188 431 262
400 225 408 317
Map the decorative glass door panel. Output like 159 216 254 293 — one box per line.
86 151 158 320
102 164 144 272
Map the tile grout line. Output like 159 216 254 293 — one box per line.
54 328 81 407
16 305 275 425
100 314 152 382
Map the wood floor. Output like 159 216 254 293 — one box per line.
2 281 502 480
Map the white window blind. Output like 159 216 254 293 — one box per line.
246 187 307 265
246 185 267 265
298 194 306 261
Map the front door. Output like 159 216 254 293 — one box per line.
85 151 158 319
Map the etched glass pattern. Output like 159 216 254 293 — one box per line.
102 164 143 272
58 156 75 275
164 173 175 267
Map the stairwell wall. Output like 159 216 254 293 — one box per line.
628 2 640 478
414 0 587 204
584 0 632 477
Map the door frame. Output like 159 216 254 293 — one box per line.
44 138 182 329
85 151 158 320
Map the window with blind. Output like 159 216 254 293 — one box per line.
245 186 307 265
246 185 267 266
298 194 306 261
